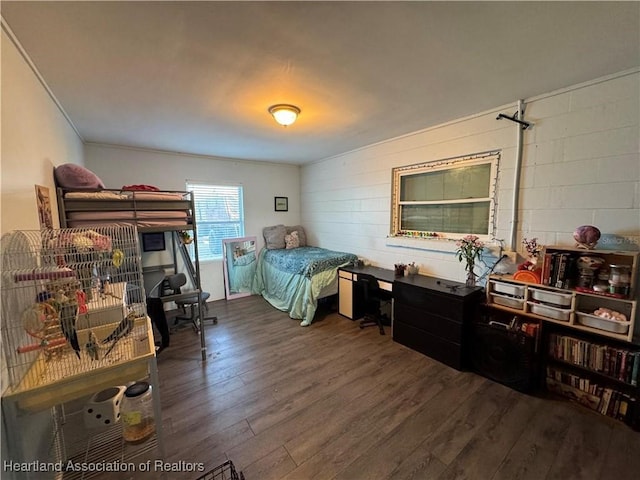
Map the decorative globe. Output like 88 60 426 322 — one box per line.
573 225 601 249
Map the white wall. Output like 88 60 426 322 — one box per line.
85 144 300 299
1 27 85 478
1 29 84 233
301 70 640 284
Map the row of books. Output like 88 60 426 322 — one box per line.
540 252 580 289
548 333 640 385
547 367 638 427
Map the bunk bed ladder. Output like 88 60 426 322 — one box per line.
174 231 198 287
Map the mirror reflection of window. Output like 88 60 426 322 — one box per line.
222 237 257 300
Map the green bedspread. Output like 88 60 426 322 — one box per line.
253 247 357 326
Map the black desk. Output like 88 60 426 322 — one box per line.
337 266 484 370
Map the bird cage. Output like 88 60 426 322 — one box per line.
1 226 154 411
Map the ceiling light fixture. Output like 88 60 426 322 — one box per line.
268 104 301 127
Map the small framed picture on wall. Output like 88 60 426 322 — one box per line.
35 185 53 229
274 196 288 212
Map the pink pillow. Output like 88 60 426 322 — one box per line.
55 163 105 189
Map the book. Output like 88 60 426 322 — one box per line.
626 352 636 384
613 349 622 379
554 253 569 288
631 352 640 387
562 254 579 289
549 253 561 288
541 252 553 286
608 391 620 418
604 348 611 375
618 394 629 420
600 388 613 415
619 351 628 382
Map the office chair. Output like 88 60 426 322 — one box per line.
357 273 389 335
161 273 217 332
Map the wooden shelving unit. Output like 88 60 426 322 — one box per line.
484 246 640 429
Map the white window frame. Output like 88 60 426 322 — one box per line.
186 182 245 261
391 151 500 240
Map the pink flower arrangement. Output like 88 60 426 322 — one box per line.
455 235 484 273
522 237 542 259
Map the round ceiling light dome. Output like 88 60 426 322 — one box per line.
268 104 301 127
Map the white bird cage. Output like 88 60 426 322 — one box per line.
1 226 154 410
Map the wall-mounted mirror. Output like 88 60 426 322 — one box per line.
222 236 257 300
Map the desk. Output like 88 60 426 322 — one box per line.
338 266 484 370
338 265 396 320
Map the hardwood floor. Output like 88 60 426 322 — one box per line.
123 296 640 479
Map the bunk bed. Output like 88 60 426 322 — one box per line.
56 188 193 230
56 186 209 360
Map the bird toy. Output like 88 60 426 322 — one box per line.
19 302 68 356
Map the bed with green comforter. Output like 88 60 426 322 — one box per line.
252 246 358 326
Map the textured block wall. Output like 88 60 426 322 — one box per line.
300 70 639 283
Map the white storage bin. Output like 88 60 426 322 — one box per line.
490 293 525 310
527 301 571 321
529 288 573 307
576 312 630 334
489 280 525 298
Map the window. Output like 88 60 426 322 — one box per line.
391 151 499 238
186 182 244 261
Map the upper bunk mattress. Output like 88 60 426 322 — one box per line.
64 191 187 200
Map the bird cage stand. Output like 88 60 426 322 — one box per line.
1 226 165 475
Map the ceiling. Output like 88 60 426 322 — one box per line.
2 1 639 165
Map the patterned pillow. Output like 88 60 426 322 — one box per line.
285 225 307 246
285 231 300 249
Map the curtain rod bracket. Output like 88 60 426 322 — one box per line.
496 112 532 130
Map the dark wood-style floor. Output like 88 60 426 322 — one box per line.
141 296 639 479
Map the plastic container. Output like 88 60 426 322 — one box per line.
529 288 572 307
490 293 525 309
121 381 155 444
489 280 525 298
527 301 571 321
576 312 630 334
608 264 631 297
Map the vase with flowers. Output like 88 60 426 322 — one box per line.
455 235 484 287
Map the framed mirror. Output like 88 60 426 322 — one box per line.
222 236 258 300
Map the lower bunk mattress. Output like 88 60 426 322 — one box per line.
65 210 189 228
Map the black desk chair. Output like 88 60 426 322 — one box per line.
161 273 217 332
357 273 389 335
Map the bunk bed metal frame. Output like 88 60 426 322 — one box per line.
56 187 209 361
